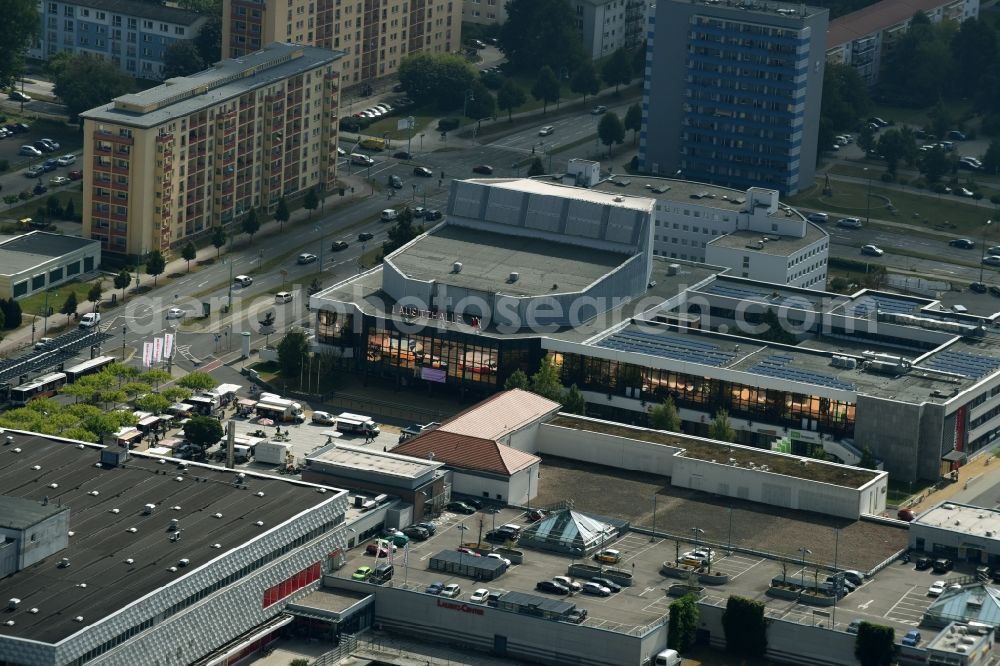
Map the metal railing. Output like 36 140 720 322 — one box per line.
311 634 358 666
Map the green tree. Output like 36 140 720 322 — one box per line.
529 354 564 402
857 125 875 154
184 415 224 449
303 188 320 219
878 16 953 107
162 40 205 79
398 52 476 110
60 291 78 322
145 250 166 287
624 103 642 145
176 0 222 13
667 593 700 653
178 371 216 391
139 369 171 387
193 14 223 65
598 112 625 155
499 0 585 73
274 197 290 230
242 209 260 243
855 622 895 666
181 241 197 273
64 199 76 220
950 18 997 97
919 145 951 183
602 48 633 92
0 0 40 90
163 386 193 403
632 42 647 75
504 369 530 390
531 66 561 114
562 384 586 415
121 382 152 399
277 328 310 381
928 99 955 144
497 79 527 121
1 298 21 329
211 226 227 258
649 397 680 432
709 409 735 442
859 446 877 469
820 62 872 132
46 196 63 219
527 157 546 177
52 53 133 122
465 80 496 129
384 208 424 254
722 596 767 657
87 282 102 312
875 128 917 175
983 139 1000 175
569 62 600 103
112 267 129 302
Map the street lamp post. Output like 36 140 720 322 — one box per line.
979 219 992 284
121 325 128 361
463 90 475 133
864 167 872 226
691 526 704 551
227 260 233 311
798 547 812 590
650 493 658 542
42 289 50 334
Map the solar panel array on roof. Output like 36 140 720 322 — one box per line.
749 355 856 391
703 283 815 311
595 329 737 367
847 294 919 318
920 351 1000 379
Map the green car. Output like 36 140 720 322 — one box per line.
387 531 409 547
351 566 373 581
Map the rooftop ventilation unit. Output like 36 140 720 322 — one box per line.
831 355 858 369
452 262 463 273
7 599 20 611
508 272 519 283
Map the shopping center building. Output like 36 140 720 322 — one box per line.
310 178 1000 482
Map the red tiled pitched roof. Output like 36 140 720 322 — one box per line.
437 389 562 440
827 0 959 48
392 430 540 476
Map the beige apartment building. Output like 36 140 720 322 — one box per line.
80 42 343 260
223 0 461 86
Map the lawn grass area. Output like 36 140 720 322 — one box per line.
789 179 993 235
0 187 82 223
359 113 437 142
18 279 96 317
871 100 975 128
358 244 384 270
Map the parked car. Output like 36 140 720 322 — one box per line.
472 164 494 175
425 581 444 595
312 411 335 425
861 244 884 257
56 154 76 166
19 145 42 157
413 166 433 177
535 580 570 595
990 286 1000 298
68 169 83 181
947 130 966 141
526 508 546 522
470 588 490 603
9 91 31 102
837 217 862 229
365 540 395 557
902 629 922 647
950 238 976 249
914 556 933 570
33 183 47 195
842 570 865 587
358 231 374 241
424 209 442 221
42 159 59 172
982 255 1000 267
25 165 44 178
847 619 862 634
590 576 621 593
927 581 947 596
552 576 582 593
486 553 511 567
440 583 462 598
416 521 436 535
402 525 430 540
956 187 975 197
970 282 988 293
582 581 612 597
351 566 373 581
457 546 481 557
933 558 954 573
50 175 69 186
594 548 622 564
34 139 57 152
446 501 476 514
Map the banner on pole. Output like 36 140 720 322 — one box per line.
142 342 153 368
152 337 163 364
163 332 174 359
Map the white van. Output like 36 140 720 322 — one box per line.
274 291 293 304
234 275 253 287
79 312 101 328
654 649 681 666
380 209 399 222
351 153 375 166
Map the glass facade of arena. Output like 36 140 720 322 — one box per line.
556 352 856 444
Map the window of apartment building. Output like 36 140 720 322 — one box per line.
96 11 104 19
64 20 74 31
81 8 89 16
159 23 168 32
142 20 153 29
63 5 73 16
81 23 88 31
112 15 121 26
96 38 105 47
128 17 136 28
48 2 57 14
174 26 184 35
80 36 89 45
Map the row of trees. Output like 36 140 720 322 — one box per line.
504 355 586 415
648 396 736 442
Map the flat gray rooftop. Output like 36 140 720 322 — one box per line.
0 434 344 643
708 224 826 255
0 232 99 276
666 0 827 20
314 258 720 342
308 443 443 480
0 495 67 530
692 274 845 312
81 43 342 128
915 502 1000 540
591 175 792 220
386 225 628 297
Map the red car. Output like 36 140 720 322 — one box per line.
526 509 546 522
472 164 494 175
457 546 481 557
68 170 83 181
365 540 395 557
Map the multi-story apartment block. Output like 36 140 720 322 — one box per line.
223 0 460 86
640 0 829 195
80 42 343 260
572 0 650 58
30 0 208 80
826 0 979 86
462 0 507 25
